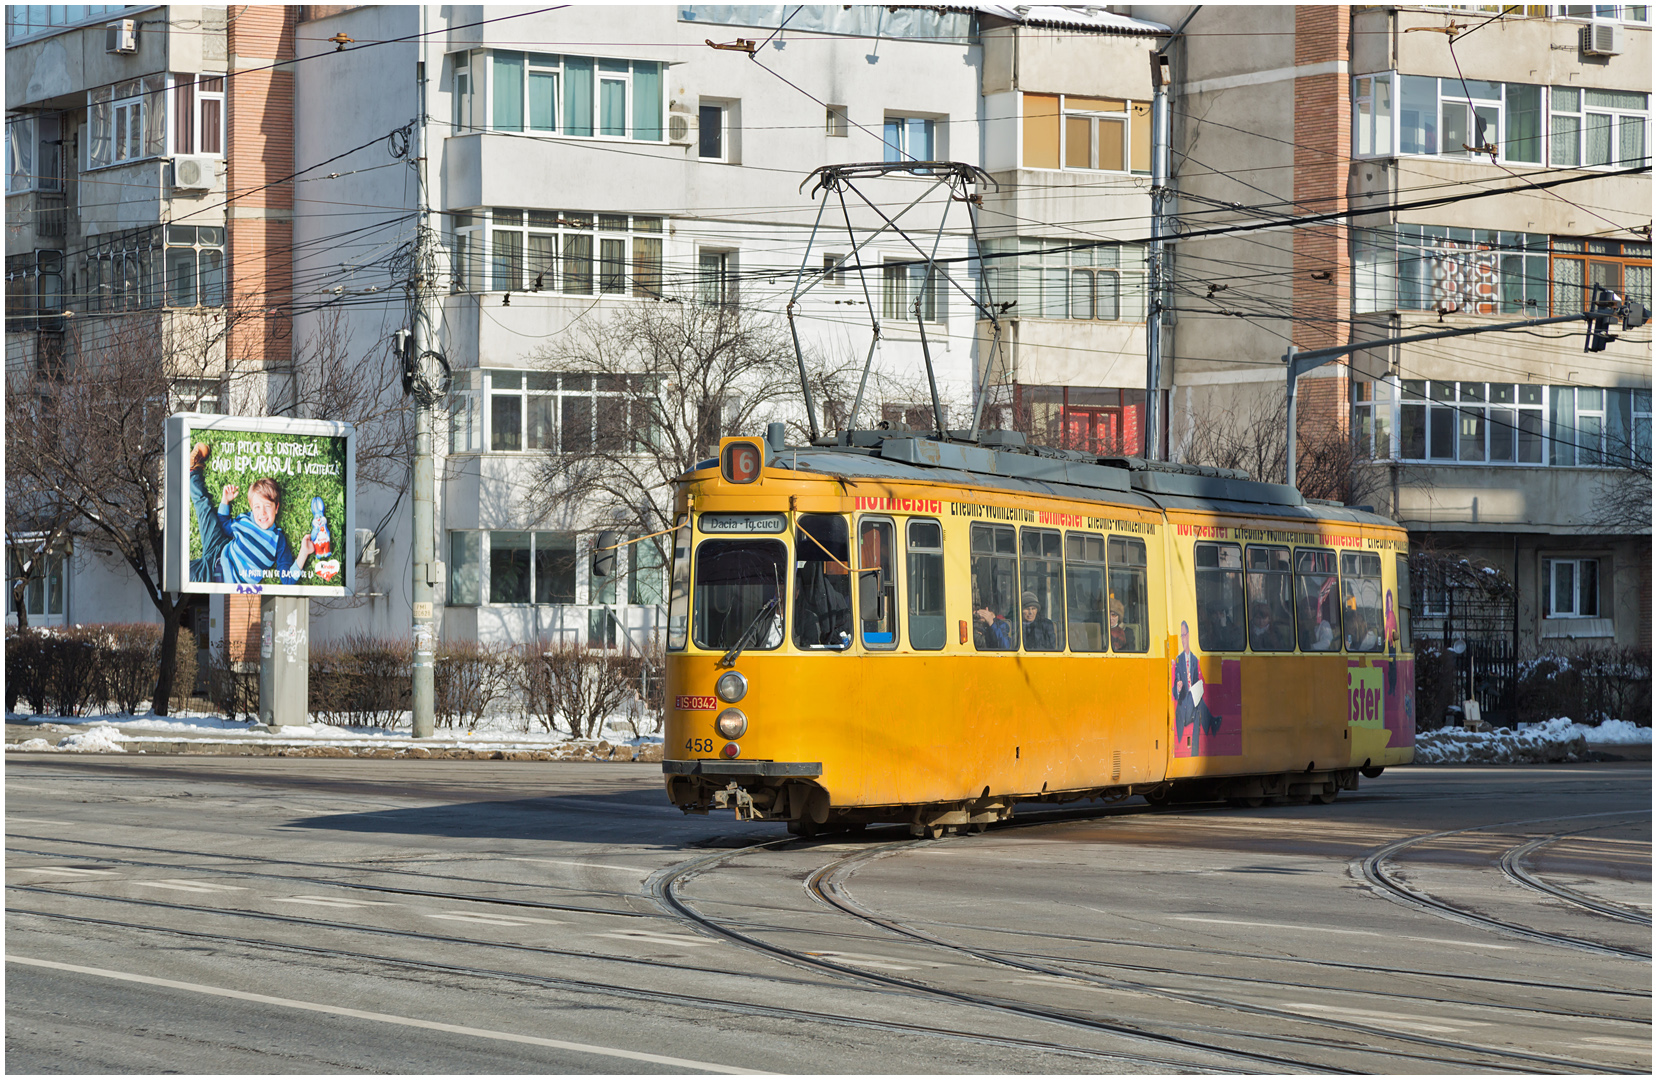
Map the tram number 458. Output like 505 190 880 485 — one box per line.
685 738 716 753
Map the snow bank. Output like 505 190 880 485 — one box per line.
1415 717 1648 764
54 727 129 753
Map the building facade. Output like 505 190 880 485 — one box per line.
1140 3 1652 658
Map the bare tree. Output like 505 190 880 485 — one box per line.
1583 422 1652 534
1177 392 1382 506
526 302 808 560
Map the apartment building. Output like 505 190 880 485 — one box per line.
289 4 1168 648
5 5 298 657
1139 3 1651 657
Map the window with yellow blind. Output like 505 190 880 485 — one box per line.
1022 93 1151 173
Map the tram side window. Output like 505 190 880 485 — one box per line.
906 518 947 650
1245 545 1295 652
666 517 690 650
1065 531 1108 652
858 517 898 649
1019 528 1064 651
970 523 1019 650
1341 551 1385 652
1295 548 1340 652
1107 536 1148 653
1194 542 1246 652
692 538 786 651
1394 553 1412 651
794 513 852 649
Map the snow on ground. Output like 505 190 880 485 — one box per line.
1414 717 1650 765
4 708 663 754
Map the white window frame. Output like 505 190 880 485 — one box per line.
9 540 68 623
1058 95 1139 173
698 98 737 162
483 50 663 143
698 248 738 307
882 113 939 163
1552 86 1650 169
171 73 225 156
1543 556 1600 618
162 224 225 308
5 112 62 193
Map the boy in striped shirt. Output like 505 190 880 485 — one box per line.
188 442 314 585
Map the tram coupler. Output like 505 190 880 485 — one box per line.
711 782 757 820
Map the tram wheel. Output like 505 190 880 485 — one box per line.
787 819 818 838
1143 789 1170 807
924 824 947 840
1311 789 1338 805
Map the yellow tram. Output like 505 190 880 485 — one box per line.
663 431 1415 836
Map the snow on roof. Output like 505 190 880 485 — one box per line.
971 4 1169 35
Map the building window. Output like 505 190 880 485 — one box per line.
459 368 650 455
1543 557 1599 618
826 104 848 137
173 378 221 414
86 227 161 312
697 99 737 161
4 250 64 331
1356 74 1639 167
1017 386 1146 456
172 74 224 155
1550 237 1652 315
698 249 738 307
5 112 62 193
1552 86 1648 169
1022 94 1149 173
484 51 662 141
450 529 587 606
7 6 138 44
8 543 67 621
881 259 943 323
87 76 166 169
980 238 1147 322
449 531 481 605
1353 378 1654 467
162 225 225 308
453 208 661 295
883 114 936 162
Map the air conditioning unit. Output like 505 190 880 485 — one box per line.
105 19 138 54
172 155 216 191
1581 19 1624 56
668 113 693 145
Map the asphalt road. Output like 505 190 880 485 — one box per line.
6 757 1650 1074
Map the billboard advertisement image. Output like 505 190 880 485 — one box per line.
165 414 355 596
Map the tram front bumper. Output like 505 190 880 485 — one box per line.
662 760 822 778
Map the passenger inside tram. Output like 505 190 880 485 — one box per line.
793 513 852 649
973 587 1014 650
1021 591 1059 651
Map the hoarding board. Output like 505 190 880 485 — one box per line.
165 414 355 596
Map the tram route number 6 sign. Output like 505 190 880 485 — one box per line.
720 437 765 484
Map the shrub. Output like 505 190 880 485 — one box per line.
207 638 260 722
47 627 103 717
1517 646 1651 726
435 639 515 730
6 628 53 715
101 623 163 715
521 641 639 739
308 635 412 728
1413 641 1459 732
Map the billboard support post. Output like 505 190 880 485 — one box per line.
259 596 310 727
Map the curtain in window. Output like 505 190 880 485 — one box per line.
88 88 112 168
1585 112 1613 166
563 55 593 136
143 74 167 157
528 70 556 132
599 77 626 137
6 115 31 191
1552 254 1582 315
173 76 195 153
1617 114 1646 167
493 52 523 131
632 61 661 140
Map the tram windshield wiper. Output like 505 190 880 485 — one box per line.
720 595 779 669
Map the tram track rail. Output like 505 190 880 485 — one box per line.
1499 835 1653 927
1358 811 1653 963
648 837 1636 1074
4 901 1157 1070
801 841 1641 1074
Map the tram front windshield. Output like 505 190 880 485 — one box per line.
692 540 786 651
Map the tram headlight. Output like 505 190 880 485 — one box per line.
715 671 748 703
715 708 748 740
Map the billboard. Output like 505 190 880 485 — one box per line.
165 414 355 596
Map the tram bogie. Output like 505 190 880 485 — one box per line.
663 433 1416 831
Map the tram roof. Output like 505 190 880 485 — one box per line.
748 436 1399 530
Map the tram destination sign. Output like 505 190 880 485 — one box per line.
699 512 787 534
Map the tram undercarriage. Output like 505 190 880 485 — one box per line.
666 766 1373 838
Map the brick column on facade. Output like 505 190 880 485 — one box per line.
226 6 297 409
1292 6 1353 467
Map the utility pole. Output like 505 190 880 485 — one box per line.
1144 49 1169 461
1284 296 1646 489
408 22 437 739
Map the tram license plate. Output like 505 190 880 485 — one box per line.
675 695 717 712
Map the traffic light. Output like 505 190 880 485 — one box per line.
591 530 620 579
1585 285 1621 353
1623 299 1649 331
